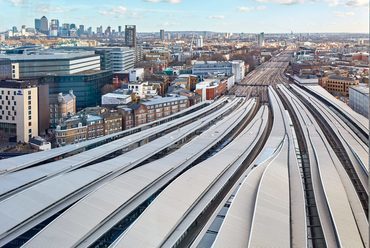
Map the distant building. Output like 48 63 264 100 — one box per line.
257 32 265 47
50 19 59 37
144 48 171 63
230 60 245 83
61 23 70 37
160 29 165 41
95 48 112 71
29 136 51 151
127 81 158 99
192 60 245 82
196 36 204 48
49 90 76 128
44 70 113 110
319 75 359 97
0 80 39 143
40 16 48 34
195 78 227 101
117 107 134 130
125 25 136 47
349 86 369 118
102 92 132 106
102 111 122 135
0 51 101 78
55 116 87 146
0 59 19 79
129 68 144 82
129 96 189 126
34 19 41 32
171 74 198 91
0 59 12 79
55 109 123 146
110 47 135 72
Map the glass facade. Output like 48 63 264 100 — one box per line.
43 70 113 110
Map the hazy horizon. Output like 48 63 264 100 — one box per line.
0 0 368 33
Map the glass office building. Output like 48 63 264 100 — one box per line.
43 70 113 110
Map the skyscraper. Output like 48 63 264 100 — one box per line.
50 19 59 37
61 23 70 37
257 32 265 47
34 19 41 32
118 26 122 33
125 25 136 48
40 16 48 34
196 35 204 48
160 29 165 41
78 25 85 36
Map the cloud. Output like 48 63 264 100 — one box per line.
255 0 303 5
208 15 225 20
334 11 355 16
99 6 128 16
238 6 254 12
325 0 340 6
8 0 26 6
162 21 179 27
345 0 368 6
145 0 182 3
238 6 267 12
37 5 73 14
256 5 268 10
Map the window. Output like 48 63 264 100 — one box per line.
29 122 32 126
28 96 31 100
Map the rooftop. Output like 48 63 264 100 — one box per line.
0 51 97 61
328 75 357 81
141 95 188 106
350 85 369 95
0 80 38 89
103 93 131 99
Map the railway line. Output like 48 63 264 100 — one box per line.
278 84 368 247
22 99 259 248
0 101 213 174
0 51 367 248
0 98 242 247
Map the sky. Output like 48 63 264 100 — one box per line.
0 0 368 33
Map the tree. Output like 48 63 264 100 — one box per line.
101 84 115 95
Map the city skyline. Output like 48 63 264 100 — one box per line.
0 0 369 33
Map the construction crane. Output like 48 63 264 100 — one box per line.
190 33 194 55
